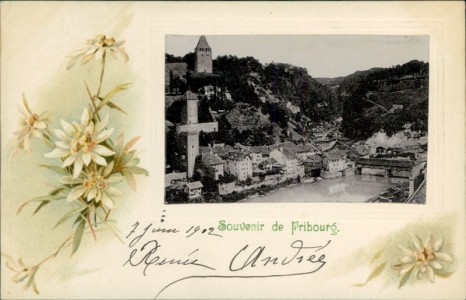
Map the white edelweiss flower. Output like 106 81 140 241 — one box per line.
396 234 453 283
67 34 128 69
44 108 115 178
64 162 124 209
14 95 49 153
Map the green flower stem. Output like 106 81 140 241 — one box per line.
86 211 97 241
84 81 100 122
75 197 121 243
91 205 123 244
26 226 107 282
96 49 107 98
42 132 55 149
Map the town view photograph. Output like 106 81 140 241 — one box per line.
164 35 429 204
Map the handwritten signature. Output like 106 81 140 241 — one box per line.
123 221 332 298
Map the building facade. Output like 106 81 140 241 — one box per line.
223 152 253 181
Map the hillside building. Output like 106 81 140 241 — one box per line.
222 152 253 182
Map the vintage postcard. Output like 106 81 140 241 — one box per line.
1 1 465 299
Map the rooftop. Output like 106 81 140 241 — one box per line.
325 151 346 160
356 158 416 168
183 90 199 101
202 153 224 166
195 35 211 50
186 181 204 190
225 151 251 161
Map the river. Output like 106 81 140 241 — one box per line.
240 175 405 203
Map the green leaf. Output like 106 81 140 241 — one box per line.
122 136 140 154
125 166 149 176
17 194 65 215
22 94 32 114
96 83 131 112
48 187 65 196
366 261 386 283
353 283 366 287
107 101 128 114
123 172 137 191
129 157 140 166
33 201 50 215
54 208 82 229
435 270 455 278
25 268 38 291
12 273 29 284
72 220 85 255
114 133 124 154
119 150 137 166
354 261 387 287
399 266 414 288
39 164 67 175
83 81 95 104
369 248 385 265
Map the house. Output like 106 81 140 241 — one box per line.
185 181 203 200
222 152 253 182
290 144 319 160
323 151 347 172
304 155 324 177
201 153 224 180
270 148 304 178
249 146 271 169
258 157 278 171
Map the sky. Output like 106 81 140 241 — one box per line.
166 35 429 78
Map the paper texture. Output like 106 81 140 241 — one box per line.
1 1 464 299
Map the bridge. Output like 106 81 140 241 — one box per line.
355 157 427 196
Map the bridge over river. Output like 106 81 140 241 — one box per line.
355 157 427 196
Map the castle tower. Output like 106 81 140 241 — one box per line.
194 35 212 73
181 90 199 124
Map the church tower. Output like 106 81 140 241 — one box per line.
194 36 212 73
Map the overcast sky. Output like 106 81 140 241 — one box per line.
166 35 429 78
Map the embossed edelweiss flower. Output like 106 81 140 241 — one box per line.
63 162 123 209
67 34 129 69
45 108 115 178
14 95 49 153
394 234 453 283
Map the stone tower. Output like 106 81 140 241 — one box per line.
177 91 218 178
194 36 212 73
181 90 199 125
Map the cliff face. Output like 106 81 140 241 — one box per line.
166 54 429 144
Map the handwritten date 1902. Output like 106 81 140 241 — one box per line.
186 226 223 238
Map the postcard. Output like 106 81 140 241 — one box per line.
1 1 464 299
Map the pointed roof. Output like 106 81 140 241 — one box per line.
183 90 198 101
195 35 211 50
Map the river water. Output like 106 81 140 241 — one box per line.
240 175 404 203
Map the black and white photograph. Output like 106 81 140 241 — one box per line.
164 35 429 204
